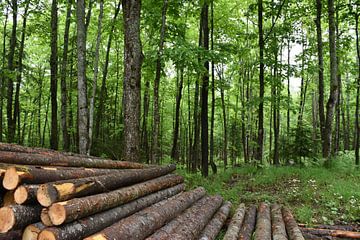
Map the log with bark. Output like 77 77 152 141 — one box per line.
22 222 46 240
282 207 305 240
254 202 271 240
0 204 42 233
198 201 232 240
298 223 360 232
0 150 145 169
300 227 360 239
2 165 126 190
238 204 257 240
3 190 15 206
146 195 223 240
14 184 38 205
37 164 176 206
223 203 246 240
84 187 206 240
271 204 288 240
37 184 185 240
41 208 53 226
47 174 184 225
0 230 22 240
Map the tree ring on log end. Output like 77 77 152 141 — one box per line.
3 167 20 190
23 224 42 240
0 206 16 233
37 184 58 207
48 203 66 226
14 185 28 204
38 230 57 240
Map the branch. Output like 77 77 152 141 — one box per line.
264 0 287 43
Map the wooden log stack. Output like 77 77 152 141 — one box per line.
0 143 230 240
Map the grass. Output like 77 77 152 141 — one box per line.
175 152 360 226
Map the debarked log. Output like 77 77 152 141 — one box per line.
83 187 206 240
47 174 184 225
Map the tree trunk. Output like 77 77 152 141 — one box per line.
38 184 184 240
171 67 184 161
50 0 59 150
323 0 338 161
37 164 176 207
6 0 17 143
256 0 265 162
0 204 42 233
239 205 257 240
122 0 143 162
254 203 271 240
220 83 228 168
282 207 305 240
355 13 360 166
201 2 209 177
287 33 291 136
198 201 232 240
84 187 205 240
147 195 223 240
316 0 326 149
48 174 183 225
60 0 72 151
271 204 288 240
223 203 246 240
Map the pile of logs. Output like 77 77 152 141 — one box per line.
0 143 230 240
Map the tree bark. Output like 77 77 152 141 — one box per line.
300 227 360 238
48 174 183 225
0 204 42 233
88 0 104 154
84 187 205 240
60 0 72 151
152 0 169 163
223 203 246 240
14 184 39 205
122 0 143 162
147 195 223 240
323 0 339 161
239 205 258 240
0 150 145 169
23 222 46 240
77 0 89 154
355 12 360 166
271 204 288 240
0 230 22 240
50 0 59 150
254 203 271 240
37 164 176 207
198 201 232 240
282 207 305 240
38 184 184 240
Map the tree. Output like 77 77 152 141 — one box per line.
122 0 143 162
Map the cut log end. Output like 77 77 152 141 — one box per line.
37 184 57 207
0 206 15 233
22 223 45 240
14 185 28 204
41 209 53 226
38 230 57 240
3 167 20 190
84 233 107 240
48 203 66 226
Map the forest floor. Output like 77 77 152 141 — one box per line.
176 152 360 230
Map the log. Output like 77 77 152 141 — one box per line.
2 165 126 190
254 202 271 240
298 223 360 232
223 203 246 240
0 204 42 233
282 207 305 240
14 185 38 205
198 201 232 240
0 150 145 169
37 184 185 240
300 227 360 239
37 164 176 207
0 230 22 240
48 174 184 225
84 187 206 240
22 222 46 240
3 190 15 206
238 205 257 240
147 195 224 240
40 208 53 226
271 204 288 240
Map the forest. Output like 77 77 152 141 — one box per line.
0 0 360 176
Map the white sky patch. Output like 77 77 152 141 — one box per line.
283 42 302 94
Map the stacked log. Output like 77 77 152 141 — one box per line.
0 143 229 240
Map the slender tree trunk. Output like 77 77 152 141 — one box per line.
220 86 227 169
355 13 360 166
324 0 338 161
334 12 341 154
50 0 59 150
187 74 192 171
0 7 8 142
256 0 264 163
77 0 89 154
287 25 291 136
88 0 104 154
344 72 351 150
316 0 326 150
60 0 72 151
122 0 143 162
6 0 18 143
141 79 150 162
